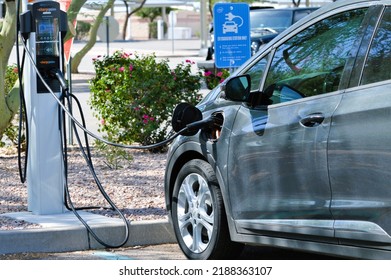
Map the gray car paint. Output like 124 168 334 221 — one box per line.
165 0 391 259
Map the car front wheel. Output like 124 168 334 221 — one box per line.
171 159 243 259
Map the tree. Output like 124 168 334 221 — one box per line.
1 0 152 140
68 0 148 72
0 0 19 138
121 0 147 40
70 0 115 73
292 0 301 7
64 0 88 42
136 7 173 39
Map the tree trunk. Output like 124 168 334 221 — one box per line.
0 0 19 136
122 1 129 40
64 0 87 42
71 0 115 73
121 0 147 40
292 0 301 7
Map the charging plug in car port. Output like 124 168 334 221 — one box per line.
207 112 224 142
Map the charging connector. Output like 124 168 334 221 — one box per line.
49 68 68 91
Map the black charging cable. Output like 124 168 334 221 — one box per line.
61 89 130 248
14 1 131 247
18 34 195 249
15 0 208 248
58 85 129 247
15 0 29 184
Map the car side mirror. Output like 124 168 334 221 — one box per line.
223 74 251 102
223 75 272 108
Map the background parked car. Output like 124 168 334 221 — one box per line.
250 7 318 55
206 7 318 60
167 0 391 260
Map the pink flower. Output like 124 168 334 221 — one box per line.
13 68 18 73
119 66 125 72
142 114 155 124
100 119 106 125
216 71 223 77
93 55 102 62
142 114 149 124
204 71 212 77
134 107 140 111
129 64 134 71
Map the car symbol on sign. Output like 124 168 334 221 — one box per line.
223 21 238 34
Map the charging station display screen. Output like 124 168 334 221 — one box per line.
38 19 56 37
36 18 59 56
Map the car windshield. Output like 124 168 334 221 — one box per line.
250 10 292 32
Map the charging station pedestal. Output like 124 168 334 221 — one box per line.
21 1 67 215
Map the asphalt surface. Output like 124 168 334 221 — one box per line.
1 243 345 260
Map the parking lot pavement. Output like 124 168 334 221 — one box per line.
1 244 186 260
1 243 344 260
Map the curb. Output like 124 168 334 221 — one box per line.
0 212 176 254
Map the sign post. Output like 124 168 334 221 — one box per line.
213 3 251 69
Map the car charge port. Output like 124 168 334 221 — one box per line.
208 112 224 141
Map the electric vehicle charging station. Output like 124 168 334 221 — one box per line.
20 0 68 215
11 0 215 250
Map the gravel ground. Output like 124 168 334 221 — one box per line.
0 146 169 230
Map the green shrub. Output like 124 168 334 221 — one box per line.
5 64 19 94
89 51 203 153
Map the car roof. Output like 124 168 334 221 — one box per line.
233 0 388 75
255 0 387 46
250 7 318 11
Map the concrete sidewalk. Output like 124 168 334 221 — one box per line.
1 39 210 255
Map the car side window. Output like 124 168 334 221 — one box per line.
245 56 269 91
361 7 391 85
293 9 316 23
264 9 367 105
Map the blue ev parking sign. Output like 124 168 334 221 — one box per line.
213 3 250 68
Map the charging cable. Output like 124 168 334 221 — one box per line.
16 25 206 249
15 0 29 184
14 2 132 247
14 0 218 248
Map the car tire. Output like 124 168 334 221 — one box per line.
171 159 243 259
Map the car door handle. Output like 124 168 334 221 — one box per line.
300 113 325 127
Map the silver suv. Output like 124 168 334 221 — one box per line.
165 0 391 259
